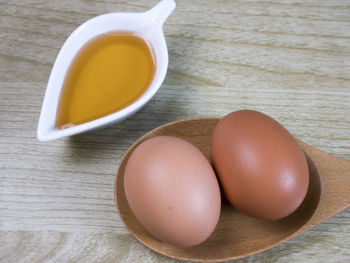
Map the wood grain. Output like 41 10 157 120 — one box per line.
0 0 349 262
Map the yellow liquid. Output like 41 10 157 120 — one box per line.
55 32 156 129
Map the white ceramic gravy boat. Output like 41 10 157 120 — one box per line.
37 0 176 141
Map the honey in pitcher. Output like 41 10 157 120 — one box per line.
55 31 156 129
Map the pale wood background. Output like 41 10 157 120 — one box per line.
0 0 349 262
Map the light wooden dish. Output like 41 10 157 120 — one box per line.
114 118 350 262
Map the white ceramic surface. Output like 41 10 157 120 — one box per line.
37 0 176 141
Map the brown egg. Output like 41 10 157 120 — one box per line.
124 136 221 247
211 110 309 220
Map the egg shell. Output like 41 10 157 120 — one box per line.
124 136 221 247
211 110 309 220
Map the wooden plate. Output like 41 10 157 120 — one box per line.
114 118 321 262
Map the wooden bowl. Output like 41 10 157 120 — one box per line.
114 118 322 262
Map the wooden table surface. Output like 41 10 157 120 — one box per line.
1 0 349 262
